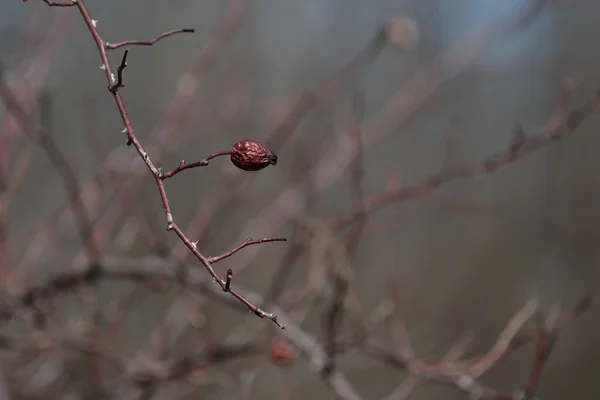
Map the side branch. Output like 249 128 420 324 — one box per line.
159 151 232 179
207 237 288 264
38 0 286 328
40 0 76 6
329 81 598 230
105 29 195 50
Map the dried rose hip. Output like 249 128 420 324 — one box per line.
230 139 278 171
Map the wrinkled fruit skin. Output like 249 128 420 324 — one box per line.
230 139 278 171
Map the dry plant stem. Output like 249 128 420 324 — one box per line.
522 316 556 399
324 93 369 375
0 140 35 277
385 376 418 400
328 79 593 230
15 0 243 268
40 0 285 328
14 0 239 266
226 0 549 279
0 11 74 161
0 71 101 264
364 296 591 399
0 256 586 399
105 28 195 50
171 20 387 263
265 25 387 152
16 5 45 64
207 237 287 264
0 169 8 283
343 92 369 252
4 140 35 210
61 0 244 263
159 151 232 179
83 97 165 254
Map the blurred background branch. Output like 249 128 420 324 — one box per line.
0 0 597 398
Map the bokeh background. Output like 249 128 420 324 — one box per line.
0 0 599 398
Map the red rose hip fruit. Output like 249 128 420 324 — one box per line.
230 139 278 171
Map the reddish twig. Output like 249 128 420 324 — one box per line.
105 28 195 50
328 78 595 231
170 18 388 264
0 72 101 264
522 314 556 399
207 237 287 264
265 25 388 152
39 0 285 328
44 0 245 264
159 151 233 179
13 0 243 267
0 11 75 178
222 0 550 280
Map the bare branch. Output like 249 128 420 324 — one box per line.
208 237 288 264
105 28 195 50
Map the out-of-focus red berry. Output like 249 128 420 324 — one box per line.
270 341 293 365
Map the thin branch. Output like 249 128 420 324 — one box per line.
329 78 595 231
105 28 195 50
17 0 244 268
207 237 288 264
170 17 389 264
223 0 550 280
159 151 233 179
40 0 285 328
40 0 76 6
522 314 556 399
0 70 101 263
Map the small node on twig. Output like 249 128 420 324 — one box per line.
92 19 98 27
256 309 285 329
224 269 233 292
272 315 285 329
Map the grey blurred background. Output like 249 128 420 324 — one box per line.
1 0 600 399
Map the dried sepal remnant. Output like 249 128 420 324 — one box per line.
230 139 278 171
